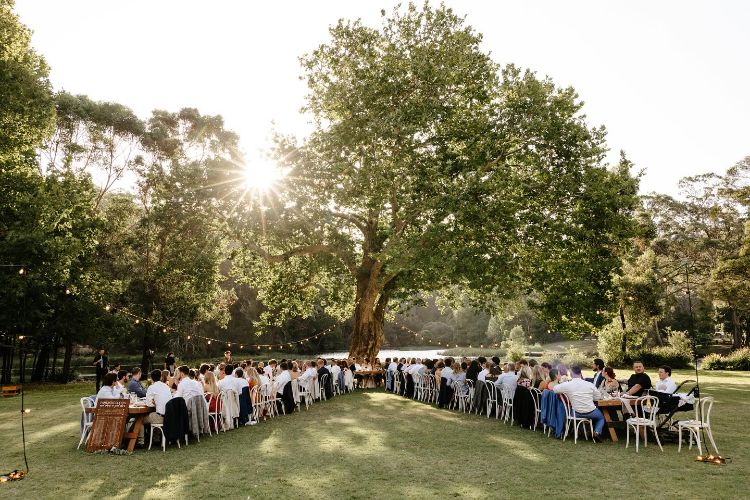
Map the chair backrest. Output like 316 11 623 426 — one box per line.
558 393 574 419
697 396 715 425
80 397 95 424
484 381 497 400
634 395 660 424
529 387 542 411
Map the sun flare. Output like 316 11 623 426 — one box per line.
243 160 284 192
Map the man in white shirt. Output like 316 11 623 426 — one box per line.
232 367 250 394
553 365 605 442
655 365 677 393
140 369 172 445
388 359 398 372
96 372 123 400
494 363 518 389
440 358 454 383
218 365 235 392
174 366 203 401
477 362 489 382
264 359 277 378
329 360 341 380
274 362 292 395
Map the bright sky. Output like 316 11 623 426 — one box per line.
15 0 750 196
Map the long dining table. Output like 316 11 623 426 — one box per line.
596 397 642 442
85 404 154 452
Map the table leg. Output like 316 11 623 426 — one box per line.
123 415 144 452
602 407 618 442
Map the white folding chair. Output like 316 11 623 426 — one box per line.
78 397 95 449
500 384 516 424
678 396 718 455
559 393 594 444
626 395 663 452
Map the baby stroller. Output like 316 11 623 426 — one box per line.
647 380 697 443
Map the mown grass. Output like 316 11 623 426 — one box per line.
0 369 747 499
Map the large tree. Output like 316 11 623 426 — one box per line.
230 4 638 359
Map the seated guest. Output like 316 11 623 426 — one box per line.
247 367 261 392
264 359 277 378
139 369 172 446
388 357 398 373
199 364 210 382
274 361 292 395
452 362 468 396
552 365 605 442
477 362 490 382
218 364 234 391
557 363 570 382
626 361 652 396
441 357 454 385
546 368 561 390
491 356 501 367
128 367 147 398
516 365 532 388
203 370 220 398
96 372 122 399
602 367 620 394
591 358 605 388
116 369 129 394
317 359 333 399
110 363 121 375
655 365 677 393
531 365 547 389
174 365 203 400
494 363 518 390
528 359 538 368
466 360 481 382
541 362 552 379
215 362 225 378
434 360 445 382
233 367 250 394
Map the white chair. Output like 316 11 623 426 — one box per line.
559 393 594 444
626 395 663 452
529 387 543 431
451 380 471 412
221 389 240 428
678 396 718 455
319 374 329 401
394 371 402 395
148 422 166 452
78 397 95 449
500 384 516 424
484 381 499 418
205 394 220 434
465 380 475 412
249 385 264 421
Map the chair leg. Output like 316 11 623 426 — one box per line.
148 427 154 450
626 424 630 448
652 426 663 452
635 425 640 452
706 428 719 455
678 426 683 452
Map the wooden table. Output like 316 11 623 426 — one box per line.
356 370 384 389
596 398 641 442
86 405 154 452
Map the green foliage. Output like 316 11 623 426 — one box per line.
703 348 750 371
229 2 639 357
0 0 55 164
595 318 647 366
626 346 692 369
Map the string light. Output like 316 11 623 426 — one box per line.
105 304 111 311
18 268 25 275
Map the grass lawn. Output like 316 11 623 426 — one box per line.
1 369 748 499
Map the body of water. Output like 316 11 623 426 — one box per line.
316 348 446 360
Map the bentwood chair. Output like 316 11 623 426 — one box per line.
78 397 95 449
559 393 594 444
678 396 718 455
500 384 516 424
484 381 499 418
529 387 543 431
626 395 663 452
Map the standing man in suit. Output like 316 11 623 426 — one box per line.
93 348 109 392
591 358 605 388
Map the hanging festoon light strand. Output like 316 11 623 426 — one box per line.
393 322 499 350
185 322 340 351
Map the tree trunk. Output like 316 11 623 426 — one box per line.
619 305 627 354
653 318 664 346
140 324 152 373
31 343 50 382
0 344 13 384
348 283 389 360
731 307 742 349
50 335 60 379
62 337 73 383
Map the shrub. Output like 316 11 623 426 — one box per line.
701 347 750 371
561 347 591 368
702 353 725 370
724 347 750 370
506 343 526 362
627 346 692 369
438 347 506 358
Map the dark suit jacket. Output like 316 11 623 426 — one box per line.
318 367 333 399
592 371 605 388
